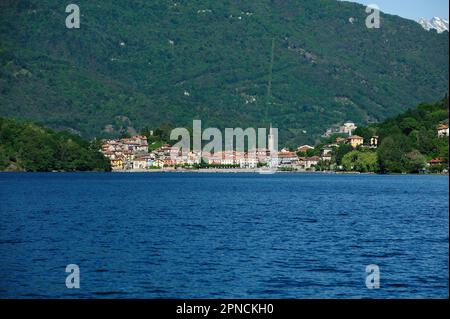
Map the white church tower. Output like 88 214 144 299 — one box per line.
268 124 275 152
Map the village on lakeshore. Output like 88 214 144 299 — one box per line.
100 121 449 173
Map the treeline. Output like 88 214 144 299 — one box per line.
0 117 111 172
346 97 449 173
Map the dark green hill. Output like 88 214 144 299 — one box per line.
0 117 111 172
0 0 448 145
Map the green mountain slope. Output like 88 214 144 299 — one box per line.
0 0 448 145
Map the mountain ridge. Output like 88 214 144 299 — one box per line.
418 17 449 33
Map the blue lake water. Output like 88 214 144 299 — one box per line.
0 173 448 298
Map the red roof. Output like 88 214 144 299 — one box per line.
278 152 298 158
428 158 447 164
347 135 363 140
297 145 314 151
304 156 320 161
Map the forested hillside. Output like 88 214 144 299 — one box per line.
0 117 111 171
0 0 448 145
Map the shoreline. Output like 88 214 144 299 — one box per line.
2 169 447 175
112 169 448 175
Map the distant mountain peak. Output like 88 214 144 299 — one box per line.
418 17 449 33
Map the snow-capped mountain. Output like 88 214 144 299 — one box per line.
418 17 449 33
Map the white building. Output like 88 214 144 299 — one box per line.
322 147 333 156
437 124 449 137
323 122 357 137
277 152 299 166
239 156 258 168
299 156 320 169
132 156 148 170
370 136 379 148
342 122 357 136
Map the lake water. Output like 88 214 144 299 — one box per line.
0 173 448 298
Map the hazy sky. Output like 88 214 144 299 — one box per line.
343 0 449 20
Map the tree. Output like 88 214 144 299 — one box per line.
153 122 173 143
377 136 405 173
297 148 316 157
140 126 153 139
342 150 377 172
404 150 427 173
0 147 10 170
334 143 353 166
399 117 421 135
354 126 376 143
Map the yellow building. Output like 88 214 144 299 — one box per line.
347 135 364 148
110 158 124 170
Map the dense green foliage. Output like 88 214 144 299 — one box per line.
0 0 448 146
342 149 377 172
350 97 449 173
334 143 354 166
0 117 111 171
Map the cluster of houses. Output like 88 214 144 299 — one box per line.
101 136 151 170
100 132 373 171
296 134 375 167
101 136 262 170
